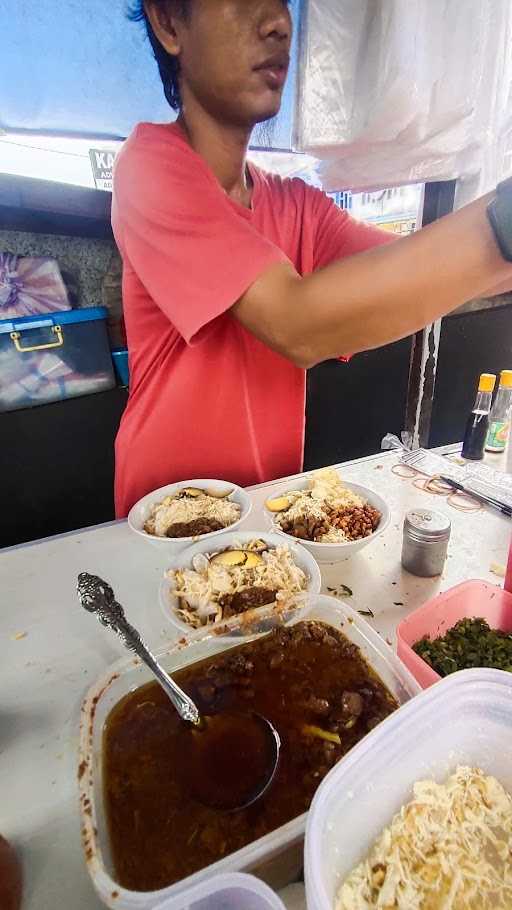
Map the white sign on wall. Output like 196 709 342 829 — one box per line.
88 148 117 191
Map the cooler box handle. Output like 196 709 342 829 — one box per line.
10 324 64 353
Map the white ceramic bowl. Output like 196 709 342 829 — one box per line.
265 478 390 564
159 530 322 635
128 479 252 555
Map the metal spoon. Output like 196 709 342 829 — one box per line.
77 572 280 811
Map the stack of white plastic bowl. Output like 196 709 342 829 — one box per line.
154 872 285 910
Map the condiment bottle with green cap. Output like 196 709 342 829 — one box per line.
485 369 512 453
461 373 496 461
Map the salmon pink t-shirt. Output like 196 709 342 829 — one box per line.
112 123 392 517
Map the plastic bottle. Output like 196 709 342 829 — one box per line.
485 370 512 453
461 373 496 461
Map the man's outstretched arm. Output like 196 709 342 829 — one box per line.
233 192 512 368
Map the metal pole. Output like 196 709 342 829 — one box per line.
404 180 456 447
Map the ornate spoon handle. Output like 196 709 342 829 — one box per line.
77 572 200 726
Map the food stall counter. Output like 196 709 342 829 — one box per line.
1 447 509 910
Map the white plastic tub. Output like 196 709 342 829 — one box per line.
305 668 512 910
154 872 285 910
78 595 420 910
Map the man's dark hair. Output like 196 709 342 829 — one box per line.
129 1 189 111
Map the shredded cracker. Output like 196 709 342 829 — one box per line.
490 562 506 578
144 492 240 538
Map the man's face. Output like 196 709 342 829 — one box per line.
158 0 292 128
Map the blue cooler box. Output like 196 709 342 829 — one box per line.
0 306 116 412
111 347 129 386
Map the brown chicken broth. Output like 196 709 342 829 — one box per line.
103 621 398 891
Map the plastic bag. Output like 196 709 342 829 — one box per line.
298 0 512 193
381 432 413 452
0 253 70 319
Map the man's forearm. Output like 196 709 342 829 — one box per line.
482 275 512 297
296 192 511 363
235 192 512 368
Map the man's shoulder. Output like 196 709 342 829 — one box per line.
117 122 188 164
254 167 313 199
253 166 328 220
113 122 200 197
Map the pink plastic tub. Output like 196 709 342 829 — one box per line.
397 579 512 688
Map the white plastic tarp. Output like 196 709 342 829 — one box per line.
297 0 512 194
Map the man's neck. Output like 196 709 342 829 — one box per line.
178 102 253 209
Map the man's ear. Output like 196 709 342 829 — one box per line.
144 1 181 56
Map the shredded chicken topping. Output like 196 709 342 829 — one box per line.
337 766 512 910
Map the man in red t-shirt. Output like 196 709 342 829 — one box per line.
113 0 512 516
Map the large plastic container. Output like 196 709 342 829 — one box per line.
396 579 512 687
154 873 285 910
305 668 512 910
0 306 115 412
78 595 420 910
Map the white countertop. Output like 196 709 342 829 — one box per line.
2 448 510 909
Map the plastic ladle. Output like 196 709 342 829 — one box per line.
77 572 280 812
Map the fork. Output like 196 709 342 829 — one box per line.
400 449 428 467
